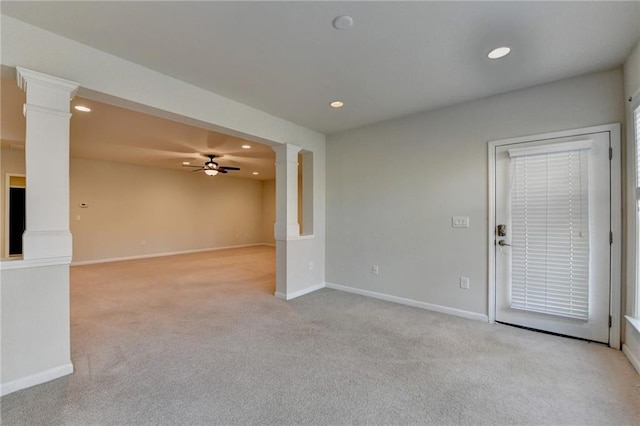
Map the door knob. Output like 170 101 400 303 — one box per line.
498 239 511 247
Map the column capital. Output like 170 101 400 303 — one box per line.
17 67 80 111
272 143 302 161
17 67 80 96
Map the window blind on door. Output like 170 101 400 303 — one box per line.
508 144 591 320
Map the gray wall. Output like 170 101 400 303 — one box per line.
326 69 624 317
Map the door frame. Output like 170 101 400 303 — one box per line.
5 173 26 258
488 123 621 348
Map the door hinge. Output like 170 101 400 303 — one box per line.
609 147 613 160
610 231 613 245
609 315 612 328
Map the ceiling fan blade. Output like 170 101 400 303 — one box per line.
183 165 203 168
220 166 240 171
218 169 228 174
192 168 204 172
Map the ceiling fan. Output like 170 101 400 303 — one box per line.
183 154 240 176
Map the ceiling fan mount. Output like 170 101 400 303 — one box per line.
183 154 240 176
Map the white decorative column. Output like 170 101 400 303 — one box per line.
273 143 301 240
272 143 301 299
17 67 79 260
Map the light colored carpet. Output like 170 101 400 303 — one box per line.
1 245 639 425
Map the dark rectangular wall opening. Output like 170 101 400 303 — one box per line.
9 186 25 256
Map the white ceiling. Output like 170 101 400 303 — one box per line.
2 1 639 135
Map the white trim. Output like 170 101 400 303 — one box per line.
287 234 315 241
507 139 592 158
488 143 497 323
325 282 489 323
23 104 72 119
16 67 79 98
488 123 622 348
0 363 73 397
626 96 640 321
622 343 640 375
489 124 617 145
274 282 326 300
0 256 71 270
70 243 272 266
275 234 315 242
609 123 622 349
626 315 640 335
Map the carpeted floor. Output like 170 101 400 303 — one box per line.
1 245 639 425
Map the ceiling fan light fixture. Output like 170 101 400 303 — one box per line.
183 154 239 176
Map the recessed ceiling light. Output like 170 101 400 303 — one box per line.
488 46 511 59
252 172 259 175
242 145 251 149
330 101 344 108
74 105 91 112
182 161 190 165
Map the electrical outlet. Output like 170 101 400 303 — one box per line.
460 277 470 289
372 265 379 275
309 261 314 271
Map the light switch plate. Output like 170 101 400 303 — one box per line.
452 216 470 228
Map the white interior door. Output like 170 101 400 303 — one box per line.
494 131 611 343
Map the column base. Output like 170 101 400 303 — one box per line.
22 230 72 260
274 222 300 241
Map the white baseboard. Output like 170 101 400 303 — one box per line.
622 343 640 375
274 282 326 300
0 363 73 396
71 243 272 266
325 282 489 323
